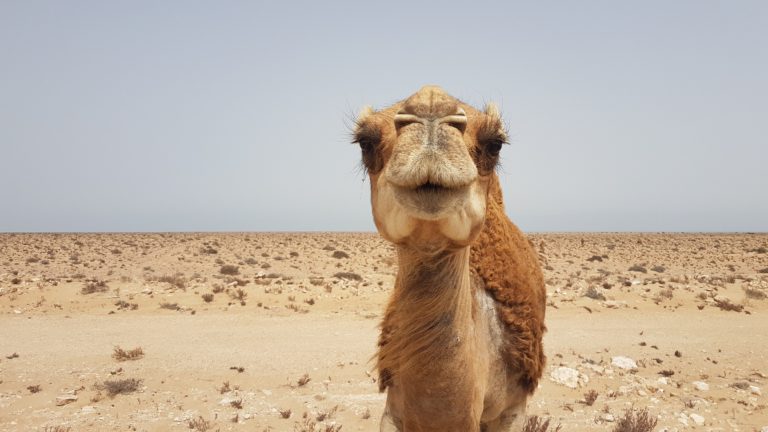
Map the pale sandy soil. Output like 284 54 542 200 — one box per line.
1 233 767 431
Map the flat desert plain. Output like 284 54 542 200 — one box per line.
1 233 767 431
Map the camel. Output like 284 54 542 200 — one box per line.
352 86 547 431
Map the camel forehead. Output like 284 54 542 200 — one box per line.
401 85 460 118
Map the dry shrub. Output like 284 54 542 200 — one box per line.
297 373 311 387
81 280 108 294
160 302 181 311
744 287 767 300
714 297 744 312
218 381 231 394
331 250 349 259
294 417 342 432
584 286 606 301
315 405 338 421
44 427 71 432
112 346 144 361
99 378 142 397
583 389 598 406
613 408 658 432
651 265 666 273
279 408 292 419
333 272 362 282
220 265 239 275
201 293 214 302
156 274 186 289
188 416 211 431
758 267 768 274
114 300 138 310
628 265 647 273
27 384 41 393
523 415 562 432
230 398 243 409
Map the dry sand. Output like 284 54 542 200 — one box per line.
1 232 767 431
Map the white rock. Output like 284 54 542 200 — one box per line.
56 395 77 406
751 385 762 395
761 426 768 432
549 367 581 388
81 406 96 414
611 356 638 370
219 396 238 406
657 377 669 386
261 389 272 396
693 381 709 391
690 413 705 425
602 413 615 422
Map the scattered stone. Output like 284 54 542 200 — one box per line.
693 381 710 391
601 413 615 422
56 394 77 406
611 356 638 370
81 406 96 414
751 385 762 396
549 366 587 388
690 413 705 425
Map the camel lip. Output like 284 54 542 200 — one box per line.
391 182 470 220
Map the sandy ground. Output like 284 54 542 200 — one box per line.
1 232 767 431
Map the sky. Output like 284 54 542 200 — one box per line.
1 1 766 232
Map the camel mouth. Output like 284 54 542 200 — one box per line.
392 181 470 220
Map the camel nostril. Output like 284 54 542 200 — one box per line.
441 108 467 133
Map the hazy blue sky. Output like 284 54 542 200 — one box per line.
1 1 766 232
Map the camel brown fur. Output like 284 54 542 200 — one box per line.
353 86 546 431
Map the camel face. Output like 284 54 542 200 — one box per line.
354 86 507 249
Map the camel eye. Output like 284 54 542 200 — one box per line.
486 139 504 156
357 137 375 152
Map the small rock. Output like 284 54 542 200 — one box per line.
761 426 768 432
611 356 638 370
657 377 669 386
690 413 705 425
693 381 709 391
549 366 583 388
56 395 77 406
751 385 762 396
219 396 238 406
602 413 615 422
81 406 96 414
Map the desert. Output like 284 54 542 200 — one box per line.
1 232 767 431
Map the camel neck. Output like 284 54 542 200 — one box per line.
386 245 475 372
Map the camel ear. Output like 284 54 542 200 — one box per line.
356 105 375 124
484 102 501 120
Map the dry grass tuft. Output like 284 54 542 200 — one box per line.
612 408 658 432
201 293 214 302
27 384 42 393
156 274 187 290
81 280 109 294
628 265 647 273
523 415 562 432
582 389 598 406
43 427 71 432
98 378 142 397
714 297 744 312
333 272 362 282
297 373 311 387
294 417 342 432
187 416 211 431
220 265 240 275
279 408 292 419
112 346 144 361
584 286 606 301
744 287 767 300
230 398 243 409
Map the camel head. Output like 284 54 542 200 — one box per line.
354 85 507 251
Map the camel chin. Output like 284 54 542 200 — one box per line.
372 176 487 249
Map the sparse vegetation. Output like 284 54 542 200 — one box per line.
297 373 311 387
220 265 240 275
331 250 349 259
187 416 211 431
279 408 292 419
584 286 606 301
523 415 562 432
81 280 109 294
98 378 142 397
333 272 362 282
160 302 181 311
27 384 41 393
628 265 647 273
582 389 598 406
612 408 658 432
202 293 214 302
112 346 144 361
744 286 767 300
